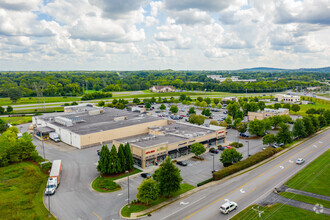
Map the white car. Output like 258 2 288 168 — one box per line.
219 201 237 214
296 158 305 165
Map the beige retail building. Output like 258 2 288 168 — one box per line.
248 108 289 121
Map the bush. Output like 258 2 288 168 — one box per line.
197 178 213 187
213 147 279 180
31 153 44 163
41 162 52 173
99 178 120 190
229 142 243 148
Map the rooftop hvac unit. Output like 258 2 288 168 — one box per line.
54 116 73 127
88 109 103 115
114 116 128 121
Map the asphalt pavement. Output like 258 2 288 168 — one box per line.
147 129 330 220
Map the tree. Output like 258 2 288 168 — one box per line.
124 143 134 171
302 117 315 136
220 148 243 167
324 110 330 125
218 121 227 127
153 157 182 197
137 179 159 205
225 116 232 126
0 106 4 114
145 102 151 109
189 114 205 125
318 115 327 128
6 106 13 113
283 103 291 110
276 123 293 144
274 103 282 109
190 143 206 157
112 99 118 105
247 102 259 112
108 145 121 174
160 104 166 110
0 119 9 133
150 97 156 103
291 104 300 113
201 108 211 117
263 134 275 146
281 115 293 124
257 101 266 111
264 117 273 131
133 98 140 104
213 98 220 105
227 103 239 117
292 119 307 138
204 97 211 105
233 118 242 128
308 115 320 130
234 110 243 120
237 122 248 133
188 107 196 114
179 94 186 101
117 144 126 173
197 97 203 102
98 101 105 106
210 120 219 126
16 132 36 160
271 115 283 129
200 101 208 107
170 105 178 113
7 87 23 103
248 119 266 136
97 145 110 175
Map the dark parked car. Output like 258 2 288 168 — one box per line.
218 146 225 151
177 161 188 166
141 173 151 178
240 133 249 138
209 148 219 154
97 150 100 156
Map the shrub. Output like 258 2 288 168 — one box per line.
229 142 243 148
99 178 119 190
31 153 44 163
213 147 279 180
197 178 213 187
41 161 52 173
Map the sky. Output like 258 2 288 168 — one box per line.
0 0 329 71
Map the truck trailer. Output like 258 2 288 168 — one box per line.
45 160 62 195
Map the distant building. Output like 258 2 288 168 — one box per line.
222 97 239 103
150 86 175 93
306 87 321 91
207 75 256 83
248 108 289 121
275 94 300 103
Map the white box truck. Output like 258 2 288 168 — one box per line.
45 160 62 195
49 132 61 142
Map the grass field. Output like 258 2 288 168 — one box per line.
1 116 32 125
92 167 142 193
13 107 64 114
121 183 195 217
285 150 330 196
0 162 55 219
279 192 330 208
231 204 329 220
290 102 330 116
0 96 81 106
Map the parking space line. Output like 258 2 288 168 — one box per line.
93 212 102 220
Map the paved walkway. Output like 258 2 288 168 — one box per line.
285 186 330 201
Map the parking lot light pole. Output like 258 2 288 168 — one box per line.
245 141 250 157
212 154 215 173
47 182 51 217
125 170 130 208
42 139 46 159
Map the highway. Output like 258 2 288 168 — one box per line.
149 129 329 220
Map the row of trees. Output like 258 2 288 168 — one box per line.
0 126 38 167
97 143 134 175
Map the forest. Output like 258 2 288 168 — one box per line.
0 70 327 98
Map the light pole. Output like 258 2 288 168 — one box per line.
47 182 51 217
212 154 215 173
42 139 46 159
125 170 130 208
245 141 250 157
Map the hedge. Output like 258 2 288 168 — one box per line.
213 147 282 180
197 178 213 187
229 142 244 148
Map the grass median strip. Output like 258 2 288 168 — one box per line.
285 150 330 196
0 162 56 219
231 204 329 220
92 167 142 193
279 192 330 208
121 183 195 217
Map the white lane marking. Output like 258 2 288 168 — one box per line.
180 201 189 205
224 198 229 203
279 166 284 169
319 141 323 144
117 193 123 196
163 196 206 219
240 188 245 193
313 145 318 148
289 160 293 163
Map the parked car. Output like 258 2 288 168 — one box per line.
177 161 188 166
180 115 185 117
225 146 232 149
185 118 189 122
240 133 249 138
218 146 225 151
278 143 285 147
271 144 279 148
296 158 305 165
219 201 237 214
97 150 100 156
209 148 219 154
209 116 213 119
141 173 151 178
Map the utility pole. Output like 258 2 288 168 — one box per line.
245 141 250 158
42 139 46 159
125 170 130 208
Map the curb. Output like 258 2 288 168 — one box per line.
118 127 329 219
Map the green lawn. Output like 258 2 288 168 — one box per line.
121 183 195 217
13 107 64 114
279 192 330 208
285 150 330 196
290 100 330 116
231 204 329 220
0 162 55 219
0 96 81 106
92 167 142 193
1 116 32 125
